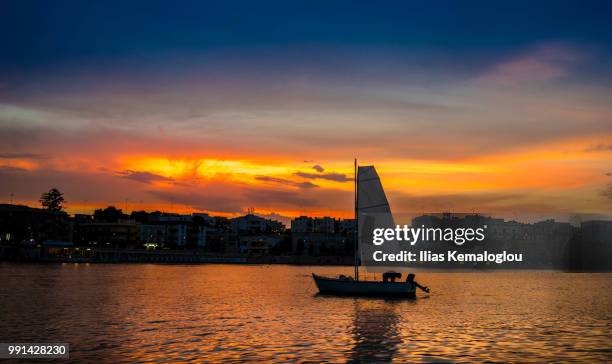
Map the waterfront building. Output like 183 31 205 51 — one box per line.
77 220 139 248
291 216 314 233
290 216 355 255
230 214 285 234
337 219 356 235
238 234 282 255
0 204 71 244
140 213 206 249
314 217 335 234
581 220 612 271
192 212 216 226
291 216 337 234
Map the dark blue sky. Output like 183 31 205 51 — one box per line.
2 0 612 69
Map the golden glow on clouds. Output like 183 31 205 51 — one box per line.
0 159 38 171
121 157 293 179
4 133 610 220
119 156 354 189
85 134 610 218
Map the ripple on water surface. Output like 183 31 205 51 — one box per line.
0 263 610 362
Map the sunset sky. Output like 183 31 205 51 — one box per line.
1 1 611 224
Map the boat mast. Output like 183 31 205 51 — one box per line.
354 158 359 281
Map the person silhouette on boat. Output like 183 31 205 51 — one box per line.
382 271 402 282
406 273 430 293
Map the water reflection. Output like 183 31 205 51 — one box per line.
1 264 610 362
349 300 401 363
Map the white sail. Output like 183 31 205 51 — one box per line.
357 166 397 269
357 166 394 221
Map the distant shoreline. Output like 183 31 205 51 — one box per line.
2 245 610 272
0 244 354 265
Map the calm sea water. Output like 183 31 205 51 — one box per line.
0 263 610 363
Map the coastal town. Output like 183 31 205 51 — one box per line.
0 199 357 264
0 195 610 270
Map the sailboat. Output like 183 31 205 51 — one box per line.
312 160 426 298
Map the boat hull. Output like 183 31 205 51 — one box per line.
312 273 416 298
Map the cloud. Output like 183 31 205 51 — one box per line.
392 192 523 212
243 188 315 208
116 170 174 184
584 143 612 153
0 165 29 173
312 165 325 173
0 152 45 159
146 179 342 214
294 171 351 182
0 168 163 204
0 42 609 163
148 189 244 213
255 175 318 189
252 211 293 226
600 183 612 201
479 42 584 85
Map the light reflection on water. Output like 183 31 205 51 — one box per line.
0 263 610 363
